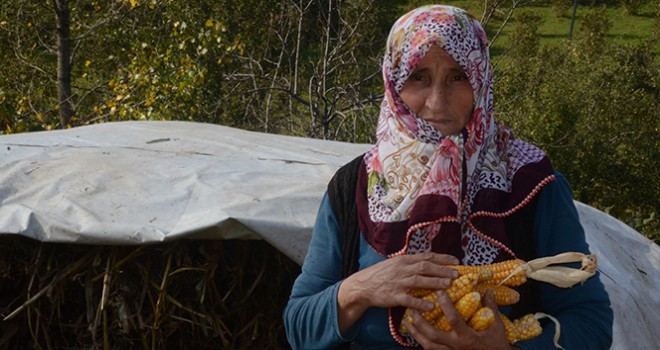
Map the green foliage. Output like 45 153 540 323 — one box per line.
552 0 574 18
0 0 242 132
497 8 659 240
508 11 543 62
574 6 612 61
0 1 60 132
618 0 646 16
103 2 241 122
653 3 660 44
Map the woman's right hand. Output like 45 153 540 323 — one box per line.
337 252 459 332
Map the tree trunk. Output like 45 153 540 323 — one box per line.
54 0 74 128
569 0 578 39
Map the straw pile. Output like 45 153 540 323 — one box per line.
0 235 300 349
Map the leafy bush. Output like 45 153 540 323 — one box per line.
552 0 574 18
618 0 645 16
496 8 659 241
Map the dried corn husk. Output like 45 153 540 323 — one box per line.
501 252 597 288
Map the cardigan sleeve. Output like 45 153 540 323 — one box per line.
283 193 359 349
515 172 613 350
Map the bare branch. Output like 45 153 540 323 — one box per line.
73 81 108 111
490 0 520 47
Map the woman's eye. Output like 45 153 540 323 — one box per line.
411 73 425 81
452 74 468 81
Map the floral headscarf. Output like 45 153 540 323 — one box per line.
354 6 555 346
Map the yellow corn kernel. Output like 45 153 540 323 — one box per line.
500 314 517 343
402 273 480 333
468 306 495 331
434 291 481 331
448 265 492 282
408 272 478 302
499 313 543 343
512 313 543 341
473 284 520 306
473 267 494 282
450 259 527 287
400 291 441 334
400 309 412 333
418 291 443 322
445 273 479 302
400 311 411 333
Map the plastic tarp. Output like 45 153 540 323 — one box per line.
0 121 367 264
0 120 657 349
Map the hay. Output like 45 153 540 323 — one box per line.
0 236 300 349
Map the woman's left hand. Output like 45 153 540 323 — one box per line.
403 290 517 350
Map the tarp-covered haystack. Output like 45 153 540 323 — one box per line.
1 121 658 349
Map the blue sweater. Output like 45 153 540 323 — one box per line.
284 172 613 349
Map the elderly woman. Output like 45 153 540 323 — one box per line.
284 5 612 350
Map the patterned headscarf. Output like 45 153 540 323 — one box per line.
354 6 555 346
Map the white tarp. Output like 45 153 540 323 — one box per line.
0 121 367 264
0 120 657 349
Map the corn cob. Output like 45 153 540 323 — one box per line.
418 292 443 322
500 314 517 342
500 313 543 343
402 273 480 333
473 284 520 306
433 292 481 331
402 261 521 333
445 273 479 302
400 291 441 334
408 273 479 301
473 267 494 282
418 273 478 318
449 259 527 287
399 252 595 345
512 313 543 341
468 306 495 331
407 288 433 298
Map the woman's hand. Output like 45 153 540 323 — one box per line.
403 290 517 350
337 252 459 332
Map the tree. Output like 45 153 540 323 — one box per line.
496 7 660 240
102 0 242 123
53 0 74 127
218 0 402 141
0 0 128 131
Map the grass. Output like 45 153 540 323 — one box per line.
425 1 659 57
517 4 656 50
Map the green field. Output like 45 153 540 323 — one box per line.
433 2 658 57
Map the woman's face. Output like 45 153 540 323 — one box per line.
399 45 474 136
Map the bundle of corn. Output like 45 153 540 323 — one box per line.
0 236 300 350
400 252 598 347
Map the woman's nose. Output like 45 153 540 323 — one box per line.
425 84 446 112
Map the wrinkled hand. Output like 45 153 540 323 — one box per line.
403 290 516 350
337 252 459 332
